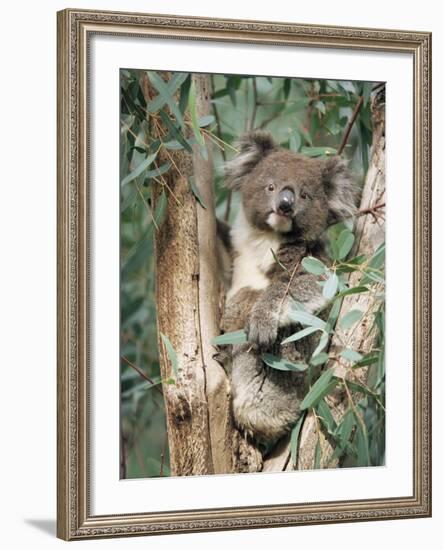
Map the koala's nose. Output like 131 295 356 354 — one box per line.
277 188 295 215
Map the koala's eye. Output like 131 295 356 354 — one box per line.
300 191 309 200
268 183 275 192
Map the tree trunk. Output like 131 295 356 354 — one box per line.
149 74 242 476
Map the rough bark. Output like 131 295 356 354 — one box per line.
149 74 246 476
146 74 213 476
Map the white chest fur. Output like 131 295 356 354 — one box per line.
227 205 282 300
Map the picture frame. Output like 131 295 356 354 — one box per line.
57 8 431 540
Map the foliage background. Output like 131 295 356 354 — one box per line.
120 71 383 478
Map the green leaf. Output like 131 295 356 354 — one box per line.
312 332 329 358
188 176 207 209
147 71 185 127
289 310 326 330
301 146 337 157
289 130 302 152
340 348 363 362
340 309 363 330
314 100 326 115
323 272 338 299
362 82 373 106
120 186 137 212
345 380 380 399
146 72 188 114
189 79 205 147
355 423 370 466
121 228 154 279
302 256 326 275
316 398 337 434
198 115 215 127
160 333 179 377
353 351 380 368
336 229 355 260
335 286 369 298
178 74 192 114
226 76 239 106
281 326 319 344
290 412 306 467
339 81 356 94
283 78 292 99
310 352 329 366
159 110 193 153
143 161 172 181
262 354 308 372
314 439 322 468
121 152 158 186
300 369 337 410
212 330 248 345
325 297 342 332
153 190 168 228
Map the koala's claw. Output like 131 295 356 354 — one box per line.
245 311 278 348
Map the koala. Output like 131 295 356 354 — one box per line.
220 130 356 445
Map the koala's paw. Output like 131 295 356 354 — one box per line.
245 309 278 348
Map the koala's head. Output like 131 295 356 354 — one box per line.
225 131 356 242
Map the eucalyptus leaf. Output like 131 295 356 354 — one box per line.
310 352 329 366
159 110 193 153
281 326 319 344
290 412 306 467
289 310 326 330
302 256 326 275
312 332 329 358
147 71 186 127
300 369 337 410
212 330 248 345
121 152 158 187
188 176 207 209
160 333 179 377
301 146 337 157
262 354 308 372
340 309 363 330
336 229 355 260
340 348 363 362
314 440 322 468
198 115 215 127
323 272 339 299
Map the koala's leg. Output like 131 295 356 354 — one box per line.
230 343 305 443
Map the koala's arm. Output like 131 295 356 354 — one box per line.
246 244 327 347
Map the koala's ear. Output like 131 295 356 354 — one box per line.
322 156 357 224
224 130 276 189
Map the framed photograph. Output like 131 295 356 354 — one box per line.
57 8 431 540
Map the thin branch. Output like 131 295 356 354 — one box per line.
133 179 159 231
355 202 385 218
337 95 364 155
278 258 302 314
249 77 259 131
121 355 163 395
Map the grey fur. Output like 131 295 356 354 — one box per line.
220 130 357 444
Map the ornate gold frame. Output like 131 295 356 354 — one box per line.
57 8 431 540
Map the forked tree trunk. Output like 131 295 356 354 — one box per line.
150 74 246 476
